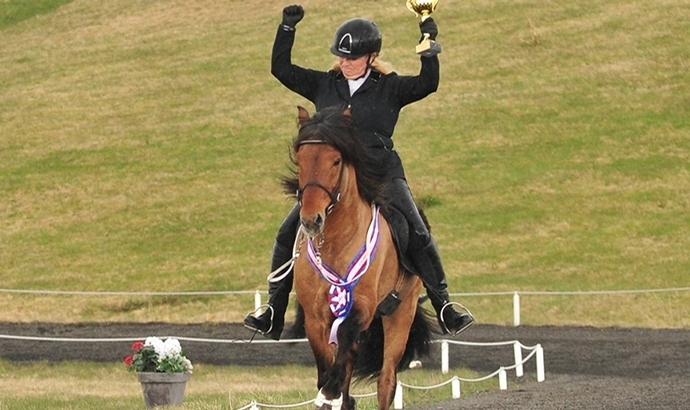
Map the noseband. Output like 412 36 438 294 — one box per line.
296 140 345 215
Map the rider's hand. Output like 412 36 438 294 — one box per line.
282 4 305 28
419 17 438 41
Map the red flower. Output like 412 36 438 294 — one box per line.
131 341 144 351
123 355 133 366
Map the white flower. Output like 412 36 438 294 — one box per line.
182 357 194 373
162 338 182 358
144 336 166 356
136 336 192 373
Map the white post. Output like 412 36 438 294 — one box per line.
250 400 260 410
451 377 461 399
498 367 508 390
513 341 524 377
513 292 521 327
394 381 403 409
536 344 545 382
441 341 449 374
254 290 262 312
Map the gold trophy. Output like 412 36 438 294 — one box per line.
406 0 442 56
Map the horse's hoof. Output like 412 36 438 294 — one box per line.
314 402 341 410
314 391 343 410
409 360 423 369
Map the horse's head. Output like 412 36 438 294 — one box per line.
293 107 349 237
284 106 386 238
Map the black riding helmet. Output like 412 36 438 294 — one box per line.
330 18 382 58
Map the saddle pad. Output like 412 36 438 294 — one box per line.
380 206 417 274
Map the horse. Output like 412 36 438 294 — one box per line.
284 106 433 410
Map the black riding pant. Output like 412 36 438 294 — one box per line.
270 177 452 313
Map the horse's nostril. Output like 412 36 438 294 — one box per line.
300 217 310 229
300 213 326 236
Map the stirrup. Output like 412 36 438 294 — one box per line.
439 302 474 336
243 304 275 335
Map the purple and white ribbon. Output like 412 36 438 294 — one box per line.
306 205 381 344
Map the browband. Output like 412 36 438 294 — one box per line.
297 139 327 146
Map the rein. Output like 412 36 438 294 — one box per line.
266 139 344 284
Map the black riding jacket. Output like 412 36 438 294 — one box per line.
271 25 440 180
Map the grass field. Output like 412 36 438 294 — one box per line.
1 0 689 327
1 0 688 408
0 360 494 409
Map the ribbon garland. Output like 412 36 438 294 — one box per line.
306 205 381 344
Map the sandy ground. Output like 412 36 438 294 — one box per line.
1 322 688 409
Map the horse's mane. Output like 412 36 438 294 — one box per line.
282 107 387 206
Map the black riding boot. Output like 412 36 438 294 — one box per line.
243 241 294 340
409 239 474 335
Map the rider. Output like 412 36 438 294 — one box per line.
244 4 474 339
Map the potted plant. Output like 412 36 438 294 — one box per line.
124 336 193 408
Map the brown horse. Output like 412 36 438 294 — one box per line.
285 106 432 410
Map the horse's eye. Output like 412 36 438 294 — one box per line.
334 158 342 167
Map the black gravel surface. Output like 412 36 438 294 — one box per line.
1 322 688 409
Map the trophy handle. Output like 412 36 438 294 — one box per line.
416 37 442 56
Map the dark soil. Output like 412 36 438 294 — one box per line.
1 322 688 409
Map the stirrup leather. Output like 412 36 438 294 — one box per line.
438 302 474 336
243 304 275 335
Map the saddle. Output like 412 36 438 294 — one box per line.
380 206 417 274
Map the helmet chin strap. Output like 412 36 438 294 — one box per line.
367 53 376 66
366 53 378 70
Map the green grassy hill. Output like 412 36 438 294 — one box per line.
1 0 688 326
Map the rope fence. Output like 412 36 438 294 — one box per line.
4 287 689 296
0 329 544 409
0 289 256 296
2 286 689 327
226 338 544 410
2 286 686 407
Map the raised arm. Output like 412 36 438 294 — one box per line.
270 5 324 101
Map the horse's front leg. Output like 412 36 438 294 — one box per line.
304 313 334 390
318 315 363 410
309 327 340 410
377 281 421 410
338 340 359 410
303 307 350 410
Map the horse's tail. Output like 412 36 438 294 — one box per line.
353 305 434 380
399 306 434 370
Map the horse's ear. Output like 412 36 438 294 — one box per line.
343 107 352 118
297 106 310 127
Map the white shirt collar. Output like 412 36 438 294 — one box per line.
347 69 371 96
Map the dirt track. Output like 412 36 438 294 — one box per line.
1 323 688 409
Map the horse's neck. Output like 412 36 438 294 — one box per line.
321 180 373 252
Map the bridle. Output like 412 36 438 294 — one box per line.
296 140 345 216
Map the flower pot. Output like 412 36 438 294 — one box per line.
136 372 191 408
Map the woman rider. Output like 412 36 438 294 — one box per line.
244 4 474 339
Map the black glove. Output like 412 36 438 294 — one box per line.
419 17 438 41
282 4 304 29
